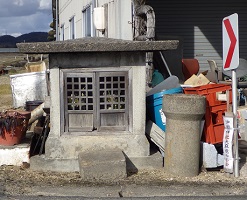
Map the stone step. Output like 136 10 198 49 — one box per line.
78 148 127 181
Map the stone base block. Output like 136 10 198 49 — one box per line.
29 149 163 175
78 148 127 181
126 151 163 173
200 142 223 168
30 155 79 172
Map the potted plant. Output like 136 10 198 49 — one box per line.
0 110 31 146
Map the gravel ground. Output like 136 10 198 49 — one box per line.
1 165 247 197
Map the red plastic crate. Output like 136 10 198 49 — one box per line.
184 84 232 107
203 122 225 145
184 84 232 144
211 110 224 124
202 106 227 144
209 103 228 113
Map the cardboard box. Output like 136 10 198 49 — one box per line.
184 73 210 87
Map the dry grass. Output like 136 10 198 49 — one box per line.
0 84 11 95
0 53 27 67
0 76 13 111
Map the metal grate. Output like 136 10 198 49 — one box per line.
66 76 94 111
99 75 126 110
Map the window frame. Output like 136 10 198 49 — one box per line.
82 4 93 37
69 16 76 39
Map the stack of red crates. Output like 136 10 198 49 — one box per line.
184 84 232 144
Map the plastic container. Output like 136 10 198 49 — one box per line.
146 75 180 96
183 84 232 107
146 87 183 131
152 70 164 87
25 100 44 111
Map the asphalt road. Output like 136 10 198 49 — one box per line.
1 196 247 200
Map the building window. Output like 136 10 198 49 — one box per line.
82 5 92 37
69 16 75 39
60 24 64 41
62 70 129 133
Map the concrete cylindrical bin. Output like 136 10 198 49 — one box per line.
162 94 206 177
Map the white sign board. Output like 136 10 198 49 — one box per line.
223 116 234 173
222 13 239 71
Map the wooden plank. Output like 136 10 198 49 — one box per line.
145 120 165 153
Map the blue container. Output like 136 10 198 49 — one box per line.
146 87 183 131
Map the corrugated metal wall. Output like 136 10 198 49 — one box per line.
147 0 247 71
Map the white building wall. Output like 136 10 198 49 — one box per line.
59 0 88 40
58 0 133 40
117 0 132 40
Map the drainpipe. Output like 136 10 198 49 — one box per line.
92 0 98 37
94 0 98 7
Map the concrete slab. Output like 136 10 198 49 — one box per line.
29 149 163 174
78 148 127 181
17 37 179 54
0 142 30 166
30 155 79 172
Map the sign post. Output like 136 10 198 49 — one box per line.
222 13 239 177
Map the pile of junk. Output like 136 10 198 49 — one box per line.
0 61 50 163
145 57 247 170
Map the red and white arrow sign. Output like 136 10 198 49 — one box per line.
222 13 239 71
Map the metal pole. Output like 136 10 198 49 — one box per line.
159 51 172 77
232 69 239 177
56 0 59 41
